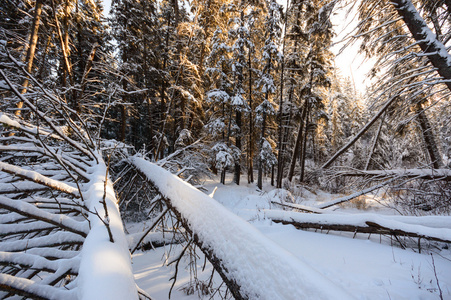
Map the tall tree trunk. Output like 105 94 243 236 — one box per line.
120 77 128 143
365 112 385 170
233 10 245 186
276 0 290 188
248 50 254 183
257 109 267 190
271 164 275 186
299 103 310 182
120 104 127 142
147 98 154 154
160 17 170 133
37 34 52 80
15 0 43 117
80 44 98 98
288 65 313 181
234 110 242 185
172 0 179 27
220 168 226 184
198 0 212 77
53 0 74 89
288 102 307 181
391 0 451 92
415 104 443 169
281 86 294 172
258 2 275 190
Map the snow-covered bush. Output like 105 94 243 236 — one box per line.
210 142 240 173
390 181 451 216
259 138 277 172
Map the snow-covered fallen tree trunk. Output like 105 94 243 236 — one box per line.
315 169 451 209
129 157 354 300
77 154 139 300
335 169 451 181
265 210 451 244
0 124 140 299
0 68 142 299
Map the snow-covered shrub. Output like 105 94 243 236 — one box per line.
209 142 240 173
267 188 296 204
390 180 451 216
175 129 193 149
259 138 277 172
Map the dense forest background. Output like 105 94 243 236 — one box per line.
1 0 450 208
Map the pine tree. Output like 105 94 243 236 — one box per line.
256 0 281 189
286 0 335 182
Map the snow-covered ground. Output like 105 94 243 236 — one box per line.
131 175 451 300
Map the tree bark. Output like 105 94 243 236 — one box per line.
276 0 290 188
120 104 127 142
198 0 212 77
52 0 74 89
37 34 52 80
172 0 179 27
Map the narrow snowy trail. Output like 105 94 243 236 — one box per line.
132 176 451 300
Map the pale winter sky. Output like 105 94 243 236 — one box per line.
103 0 112 15
330 3 374 93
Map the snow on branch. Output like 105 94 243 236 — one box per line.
318 177 398 209
76 154 139 300
0 251 79 275
0 161 80 197
0 195 89 237
0 70 96 161
0 232 85 252
390 0 451 92
0 113 58 139
336 168 451 181
0 274 77 300
265 210 451 244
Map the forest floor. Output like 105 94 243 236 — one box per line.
129 175 451 300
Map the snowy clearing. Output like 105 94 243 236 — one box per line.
131 172 451 300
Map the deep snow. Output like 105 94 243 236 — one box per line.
131 174 451 300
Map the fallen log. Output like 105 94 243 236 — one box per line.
265 210 451 244
129 157 353 300
336 169 451 181
271 201 324 214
